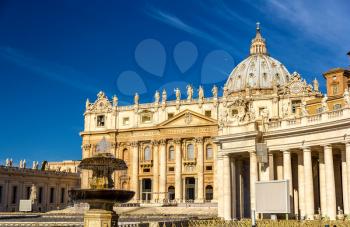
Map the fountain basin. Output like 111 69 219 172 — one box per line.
69 189 135 210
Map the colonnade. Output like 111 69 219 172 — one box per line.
130 137 214 203
218 142 350 220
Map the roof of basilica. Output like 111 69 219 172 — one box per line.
226 23 291 93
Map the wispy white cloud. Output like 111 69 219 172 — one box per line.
0 46 99 93
254 0 350 50
144 6 235 51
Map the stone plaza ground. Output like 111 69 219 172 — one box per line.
1 207 350 226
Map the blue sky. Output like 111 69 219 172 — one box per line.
0 0 349 164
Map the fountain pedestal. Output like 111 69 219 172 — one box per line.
84 209 118 227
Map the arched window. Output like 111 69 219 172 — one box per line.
168 146 175 161
187 144 194 160
122 149 129 162
144 146 151 161
205 185 213 201
206 145 213 160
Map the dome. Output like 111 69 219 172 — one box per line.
226 23 291 93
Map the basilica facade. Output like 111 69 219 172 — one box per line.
81 25 350 220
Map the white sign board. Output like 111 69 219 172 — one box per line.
19 200 32 212
255 180 290 214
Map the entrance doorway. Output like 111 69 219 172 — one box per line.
185 177 196 201
168 186 175 201
141 178 152 202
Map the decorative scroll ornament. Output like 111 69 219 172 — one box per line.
184 112 193 124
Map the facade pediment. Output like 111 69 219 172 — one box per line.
158 110 217 128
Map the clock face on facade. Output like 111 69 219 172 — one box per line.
290 82 302 94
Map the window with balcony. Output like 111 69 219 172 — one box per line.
187 144 195 160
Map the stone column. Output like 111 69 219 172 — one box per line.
196 137 204 203
223 155 232 220
131 141 139 201
237 160 244 219
152 140 159 202
298 151 305 219
269 153 274 180
276 154 284 180
250 151 258 215
217 155 224 218
346 142 350 215
174 139 182 202
303 147 314 220
319 151 327 217
213 143 218 202
324 145 336 220
283 149 293 214
341 149 349 215
158 139 167 202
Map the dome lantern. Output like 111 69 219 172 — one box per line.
250 22 268 55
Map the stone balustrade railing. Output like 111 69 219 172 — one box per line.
0 165 79 177
268 108 349 130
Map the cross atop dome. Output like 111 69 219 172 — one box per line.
250 22 267 55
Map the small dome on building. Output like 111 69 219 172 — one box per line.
226 23 291 93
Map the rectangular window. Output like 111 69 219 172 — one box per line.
204 110 212 117
332 84 339 96
168 167 174 172
50 188 55 203
60 188 65 204
97 115 105 127
141 114 152 123
231 109 238 116
333 103 342 110
11 186 17 204
206 166 213 171
38 187 43 204
122 117 129 125
291 100 301 114
0 186 2 204
26 187 31 200
143 168 150 173
167 113 174 119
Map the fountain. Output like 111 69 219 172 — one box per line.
70 138 135 227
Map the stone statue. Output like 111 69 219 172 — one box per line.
282 102 290 117
85 98 90 110
174 88 181 101
313 78 319 92
212 85 218 98
32 161 38 170
198 86 204 100
301 100 308 116
19 160 23 168
134 93 139 105
162 89 167 103
30 184 37 204
5 158 9 167
344 89 350 107
186 85 193 101
322 95 328 112
223 85 228 98
154 90 160 103
112 95 118 107
23 159 26 168
9 159 13 167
